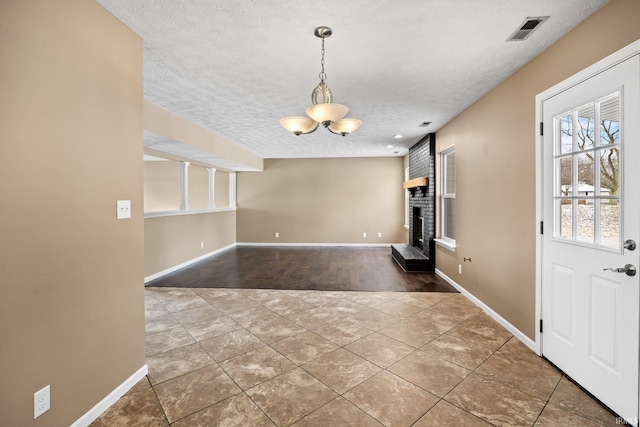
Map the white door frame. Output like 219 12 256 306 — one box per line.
535 38 640 355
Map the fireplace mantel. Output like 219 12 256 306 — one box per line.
402 177 428 189
403 177 428 196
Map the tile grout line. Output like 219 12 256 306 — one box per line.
145 287 553 426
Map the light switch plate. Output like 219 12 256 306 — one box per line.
117 200 131 219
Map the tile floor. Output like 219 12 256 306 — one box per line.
91 288 618 426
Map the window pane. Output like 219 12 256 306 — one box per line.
443 198 455 239
598 147 619 196
576 199 594 244
444 152 456 194
577 153 594 192
558 114 573 154
600 199 620 248
576 103 595 151
557 156 572 196
600 93 620 146
558 199 573 239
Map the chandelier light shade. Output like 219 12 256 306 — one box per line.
306 103 349 127
280 26 361 137
279 117 319 135
328 118 363 136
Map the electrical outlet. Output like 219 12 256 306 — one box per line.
200 241 204 249
362 232 367 238
275 232 279 238
34 385 50 419
116 200 131 219
377 232 382 238
458 264 463 275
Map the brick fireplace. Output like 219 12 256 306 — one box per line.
392 133 436 272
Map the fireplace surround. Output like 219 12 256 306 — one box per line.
392 133 436 272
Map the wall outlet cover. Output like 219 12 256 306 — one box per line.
34 385 50 419
117 200 131 219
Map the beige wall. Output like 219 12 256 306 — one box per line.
144 161 180 211
189 165 231 210
215 170 231 208
144 161 231 212
145 211 236 277
435 0 640 339
237 158 405 244
0 1 144 425
189 164 210 210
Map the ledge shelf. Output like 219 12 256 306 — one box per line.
403 177 428 196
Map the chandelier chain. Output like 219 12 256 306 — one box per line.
319 37 327 82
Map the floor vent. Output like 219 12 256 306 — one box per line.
507 16 549 41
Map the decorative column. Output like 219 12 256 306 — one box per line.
179 161 190 211
229 172 237 208
207 168 216 209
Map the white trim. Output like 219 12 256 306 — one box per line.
207 167 216 209
237 242 393 248
440 146 456 244
144 207 236 219
70 365 148 427
435 268 538 353
535 39 640 355
434 238 456 252
178 161 190 211
144 243 236 283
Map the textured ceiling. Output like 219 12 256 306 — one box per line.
98 0 609 165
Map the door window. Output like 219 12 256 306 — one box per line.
553 92 621 249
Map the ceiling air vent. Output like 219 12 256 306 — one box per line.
507 16 549 41
419 122 432 127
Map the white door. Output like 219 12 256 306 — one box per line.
541 55 640 423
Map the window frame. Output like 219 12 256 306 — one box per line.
437 146 456 251
404 166 410 230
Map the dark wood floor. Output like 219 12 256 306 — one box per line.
146 246 457 293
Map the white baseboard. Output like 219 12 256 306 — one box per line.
237 242 393 248
435 268 538 353
144 243 236 283
71 364 148 427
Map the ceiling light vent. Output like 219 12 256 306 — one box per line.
419 122 432 127
507 16 549 41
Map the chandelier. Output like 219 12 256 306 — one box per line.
279 26 362 136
